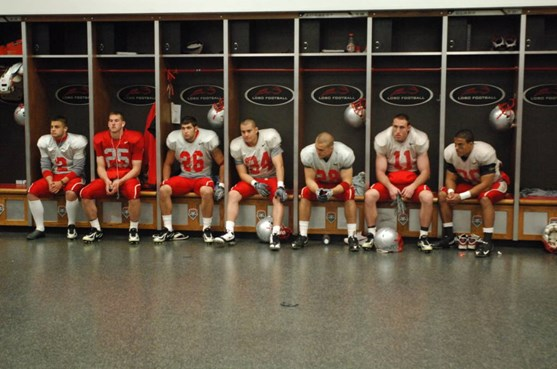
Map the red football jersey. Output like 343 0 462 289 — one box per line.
93 129 145 180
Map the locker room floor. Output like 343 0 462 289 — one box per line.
1 229 556 369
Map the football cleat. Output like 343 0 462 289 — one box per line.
129 228 140 244
361 234 375 251
26 229 45 240
214 232 236 247
417 236 433 253
269 233 280 251
202 228 214 243
474 239 493 258
153 228 188 243
291 235 309 250
467 234 480 250
83 228 103 243
67 224 78 240
431 236 456 249
457 234 469 250
348 236 360 252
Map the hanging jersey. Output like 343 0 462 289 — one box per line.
444 141 502 185
230 128 282 178
37 133 88 176
93 129 144 180
374 126 429 173
166 128 219 178
300 141 355 184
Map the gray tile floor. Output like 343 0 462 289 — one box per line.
1 229 556 369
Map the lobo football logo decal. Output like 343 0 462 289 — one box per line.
380 84 433 106
117 85 156 106
0 204 4 216
397 213 409 226
122 206 130 219
524 84 557 107
57 205 67 218
312 84 363 106
472 215 483 228
188 208 198 220
245 85 294 106
256 210 267 221
327 212 336 224
449 84 505 106
56 85 89 105
180 85 224 106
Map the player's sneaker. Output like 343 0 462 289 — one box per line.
457 234 469 250
153 228 188 243
361 234 375 251
474 239 493 258
214 232 236 246
67 224 78 240
431 235 456 249
467 234 480 250
83 228 103 243
417 236 433 253
269 233 280 251
129 228 140 244
348 236 359 252
26 229 45 240
291 235 309 249
202 228 214 243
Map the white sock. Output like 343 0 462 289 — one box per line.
347 223 357 237
90 218 101 231
202 217 212 230
419 230 429 238
130 221 139 230
162 214 173 232
225 221 235 234
28 200 45 232
299 221 309 237
272 225 280 235
367 227 377 237
65 199 79 225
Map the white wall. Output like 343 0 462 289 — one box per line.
0 0 555 16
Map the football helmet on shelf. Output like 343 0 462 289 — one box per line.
14 103 25 126
207 98 224 128
344 98 366 128
489 98 515 131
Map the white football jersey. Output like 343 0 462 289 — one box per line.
37 133 88 175
166 128 219 178
230 128 282 178
444 141 502 185
300 141 355 184
374 126 429 173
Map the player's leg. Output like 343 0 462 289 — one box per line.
215 183 252 245
292 186 313 249
198 179 215 243
64 178 84 240
80 179 105 243
270 196 284 251
415 186 434 252
154 177 189 242
432 188 456 249
26 179 48 239
362 185 384 250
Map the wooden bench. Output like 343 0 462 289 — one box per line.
2 182 554 241
304 194 514 239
